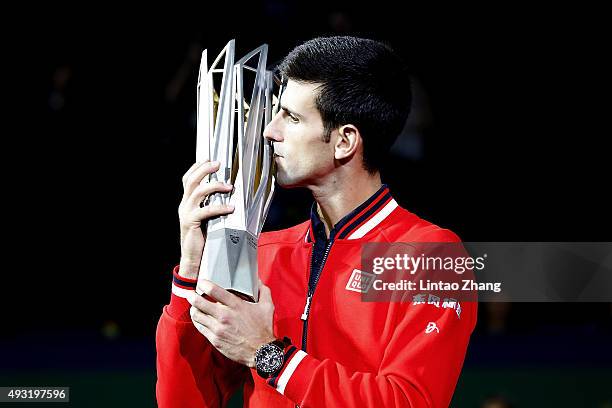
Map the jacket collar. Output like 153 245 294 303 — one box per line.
305 184 398 242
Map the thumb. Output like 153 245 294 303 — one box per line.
258 279 272 301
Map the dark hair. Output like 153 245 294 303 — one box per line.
278 36 412 173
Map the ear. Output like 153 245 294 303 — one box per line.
334 124 361 160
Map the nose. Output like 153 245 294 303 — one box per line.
263 111 284 142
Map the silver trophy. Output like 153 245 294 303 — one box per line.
195 40 282 302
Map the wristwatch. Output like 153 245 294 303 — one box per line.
254 337 292 379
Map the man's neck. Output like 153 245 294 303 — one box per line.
310 171 383 239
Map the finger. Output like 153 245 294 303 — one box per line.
193 319 214 340
183 161 219 197
190 305 218 329
193 204 235 222
182 161 208 187
199 279 241 308
188 291 222 319
258 280 273 302
187 181 233 208
190 308 217 343
183 161 220 197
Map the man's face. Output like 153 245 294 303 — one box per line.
263 80 336 188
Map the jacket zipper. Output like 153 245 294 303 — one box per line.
301 240 332 351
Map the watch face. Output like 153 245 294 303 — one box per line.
255 343 284 374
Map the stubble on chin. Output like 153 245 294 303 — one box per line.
274 169 301 189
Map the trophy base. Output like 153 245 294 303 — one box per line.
197 228 259 302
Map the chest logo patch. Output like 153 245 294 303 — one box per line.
345 269 376 293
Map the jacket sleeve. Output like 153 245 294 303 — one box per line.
155 266 249 408
266 300 476 408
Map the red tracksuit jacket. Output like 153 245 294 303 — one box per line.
156 188 477 407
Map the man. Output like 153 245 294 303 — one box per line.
156 36 476 407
